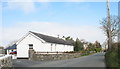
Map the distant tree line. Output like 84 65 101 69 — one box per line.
62 36 102 52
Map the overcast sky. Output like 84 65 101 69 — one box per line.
0 0 119 47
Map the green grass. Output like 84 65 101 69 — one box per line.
81 52 96 56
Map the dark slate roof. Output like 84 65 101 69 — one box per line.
30 31 74 45
5 44 17 49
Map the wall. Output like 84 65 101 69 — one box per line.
34 53 82 61
29 49 83 61
17 33 45 58
0 55 12 68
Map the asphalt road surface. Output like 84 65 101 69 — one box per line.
13 53 106 67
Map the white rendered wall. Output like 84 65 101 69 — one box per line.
17 33 46 58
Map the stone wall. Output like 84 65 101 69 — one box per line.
0 55 12 69
34 53 82 61
29 49 84 61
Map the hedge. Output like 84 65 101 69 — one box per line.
105 42 120 68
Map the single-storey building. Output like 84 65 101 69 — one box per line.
5 44 17 55
15 31 74 58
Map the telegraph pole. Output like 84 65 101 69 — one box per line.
118 1 120 42
106 0 112 50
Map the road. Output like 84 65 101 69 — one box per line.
13 53 106 67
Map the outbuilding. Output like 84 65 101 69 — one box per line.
5 44 17 55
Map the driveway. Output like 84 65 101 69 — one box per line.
12 53 106 67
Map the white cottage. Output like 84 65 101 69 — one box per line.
16 31 74 58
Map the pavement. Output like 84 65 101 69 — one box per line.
12 53 106 67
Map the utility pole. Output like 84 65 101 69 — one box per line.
106 0 112 50
118 1 120 42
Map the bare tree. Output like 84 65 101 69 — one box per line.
100 15 120 50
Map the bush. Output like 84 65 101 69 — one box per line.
105 50 119 67
80 50 86 53
105 42 120 68
95 48 102 52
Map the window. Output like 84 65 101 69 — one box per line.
29 44 33 49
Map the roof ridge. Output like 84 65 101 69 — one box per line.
30 31 65 40
29 31 73 45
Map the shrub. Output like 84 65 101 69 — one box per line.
105 42 120 68
105 50 118 67
80 50 86 53
95 48 102 52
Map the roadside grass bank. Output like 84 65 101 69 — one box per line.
80 51 96 57
105 42 120 68
73 50 98 58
